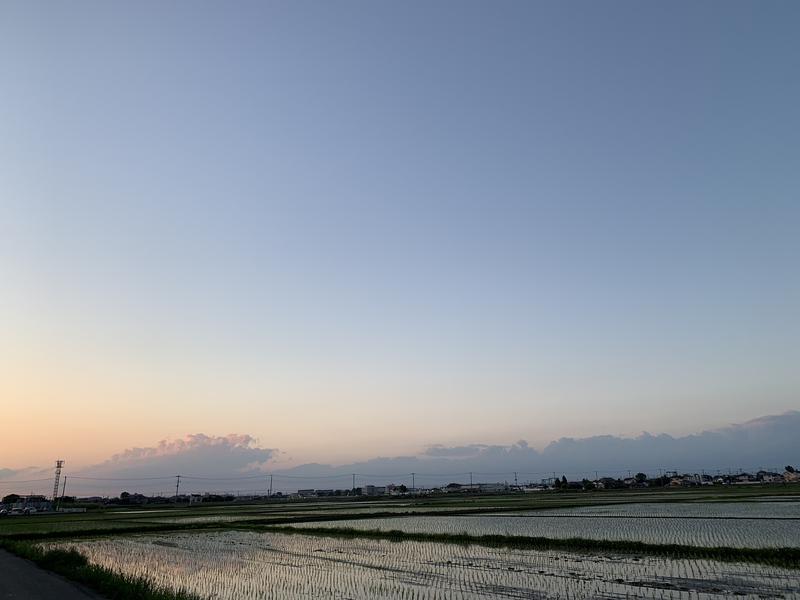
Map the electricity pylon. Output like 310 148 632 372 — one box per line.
53 460 64 503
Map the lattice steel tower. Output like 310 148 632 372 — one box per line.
53 460 64 502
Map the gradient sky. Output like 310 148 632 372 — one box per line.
1 1 799 471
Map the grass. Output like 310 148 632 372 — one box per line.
261 524 800 569
1 539 201 600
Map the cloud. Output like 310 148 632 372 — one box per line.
82 434 277 482
271 411 800 487
0 466 47 480
424 444 488 458
12 411 796 497
538 411 800 474
107 434 267 464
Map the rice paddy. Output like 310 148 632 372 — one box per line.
6 489 800 598
49 530 800 599
289 501 800 548
521 500 800 519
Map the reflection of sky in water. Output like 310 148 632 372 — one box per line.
292 502 800 548
51 531 800 600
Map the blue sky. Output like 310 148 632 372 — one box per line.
1 1 798 469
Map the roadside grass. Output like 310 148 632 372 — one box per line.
0 539 201 600
261 525 800 569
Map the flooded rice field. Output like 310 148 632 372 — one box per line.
134 505 494 525
291 502 800 548
518 501 800 519
53 530 800 599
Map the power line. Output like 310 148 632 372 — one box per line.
68 476 177 481
2 464 782 495
0 478 51 484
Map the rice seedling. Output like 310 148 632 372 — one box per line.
286 501 800 549
46 530 800 599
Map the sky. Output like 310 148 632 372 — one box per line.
1 2 799 474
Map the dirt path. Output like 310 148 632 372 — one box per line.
0 549 104 599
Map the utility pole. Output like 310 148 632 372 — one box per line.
58 476 68 511
175 475 181 500
411 472 415 492
514 472 518 487
469 472 473 487
595 470 599 481
352 473 356 493
52 460 64 503
268 474 273 498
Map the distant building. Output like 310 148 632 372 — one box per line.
13 495 53 512
473 483 508 493
363 485 386 496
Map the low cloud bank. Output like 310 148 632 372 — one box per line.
0 466 47 480
273 411 800 485
3 411 797 496
81 434 277 479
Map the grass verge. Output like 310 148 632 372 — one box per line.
260 525 800 569
0 539 201 600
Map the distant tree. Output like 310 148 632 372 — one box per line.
120 491 130 499
561 475 568 485
635 473 648 483
786 465 796 473
582 479 596 491
2 494 20 504
396 484 408 493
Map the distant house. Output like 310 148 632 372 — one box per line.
297 489 316 498
13 495 53 512
597 477 623 489
363 485 386 497
475 483 508 493
522 485 546 492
